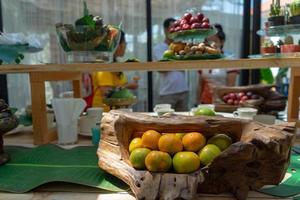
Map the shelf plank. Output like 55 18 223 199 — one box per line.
1 57 300 74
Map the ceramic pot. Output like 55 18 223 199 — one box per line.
261 46 276 54
268 16 285 26
289 15 300 24
281 44 300 53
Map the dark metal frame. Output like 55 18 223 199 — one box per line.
146 0 153 111
0 0 8 103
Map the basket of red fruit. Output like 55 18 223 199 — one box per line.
168 12 216 42
213 84 286 114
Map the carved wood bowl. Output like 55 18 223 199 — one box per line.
97 110 296 200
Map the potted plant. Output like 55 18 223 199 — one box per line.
281 35 300 52
261 39 276 54
289 0 300 24
268 0 285 26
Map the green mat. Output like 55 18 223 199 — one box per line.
259 146 300 197
0 144 129 193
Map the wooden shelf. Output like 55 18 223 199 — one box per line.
1 57 300 74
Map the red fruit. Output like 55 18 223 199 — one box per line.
223 95 229 102
202 17 210 23
197 13 204 22
173 20 181 28
169 28 175 33
229 93 236 99
238 92 245 98
227 99 234 105
181 24 191 30
241 95 248 101
180 19 188 26
191 23 202 29
234 100 239 105
246 91 253 97
190 16 199 24
174 26 181 32
183 13 192 21
201 22 210 29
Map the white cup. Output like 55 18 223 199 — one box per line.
253 114 276 125
154 104 172 112
233 107 258 119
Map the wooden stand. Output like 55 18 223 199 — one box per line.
98 111 296 200
288 67 300 127
29 72 82 144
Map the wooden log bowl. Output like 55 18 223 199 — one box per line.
97 110 296 200
213 84 286 114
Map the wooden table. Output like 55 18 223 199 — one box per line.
3 126 300 200
0 57 299 144
0 191 294 200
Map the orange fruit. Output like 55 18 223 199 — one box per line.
198 144 221 166
173 152 201 173
158 134 183 155
175 133 185 140
129 148 151 170
182 132 206 152
129 138 143 153
145 151 172 172
141 130 161 150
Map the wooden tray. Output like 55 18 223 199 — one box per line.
97 111 296 200
213 84 286 114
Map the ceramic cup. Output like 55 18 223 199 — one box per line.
233 107 258 119
79 107 103 135
153 104 172 112
253 114 276 125
52 98 86 145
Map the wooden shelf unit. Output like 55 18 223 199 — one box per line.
0 57 299 144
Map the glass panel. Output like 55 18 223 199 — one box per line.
151 0 243 110
2 0 148 111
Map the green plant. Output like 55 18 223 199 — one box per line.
290 0 300 16
262 39 274 48
284 35 294 44
270 0 283 17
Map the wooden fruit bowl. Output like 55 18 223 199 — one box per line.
97 110 295 200
213 84 286 114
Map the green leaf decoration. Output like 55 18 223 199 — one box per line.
260 68 274 84
259 147 300 197
0 145 128 193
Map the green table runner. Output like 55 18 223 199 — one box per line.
259 146 300 197
0 144 128 193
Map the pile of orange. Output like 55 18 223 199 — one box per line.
129 130 232 174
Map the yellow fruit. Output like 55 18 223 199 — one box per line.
198 144 221 166
173 152 201 173
158 134 183 155
163 50 174 59
141 130 161 150
129 148 151 170
170 42 186 53
175 133 185 140
182 132 206 152
129 138 143 153
145 151 172 172
207 134 232 151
